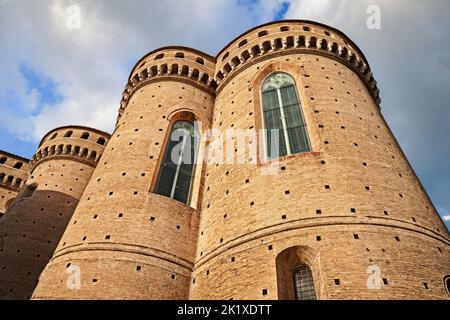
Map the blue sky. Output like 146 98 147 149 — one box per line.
0 0 449 230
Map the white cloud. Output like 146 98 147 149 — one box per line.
443 215 450 222
0 0 284 142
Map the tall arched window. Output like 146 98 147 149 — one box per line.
261 72 310 158
293 265 317 300
154 120 198 205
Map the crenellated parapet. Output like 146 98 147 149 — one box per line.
0 151 29 191
117 47 217 124
214 20 380 104
29 126 110 173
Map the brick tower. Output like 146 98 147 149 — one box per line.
32 48 217 299
0 126 109 299
2 20 447 300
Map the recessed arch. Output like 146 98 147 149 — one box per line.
276 246 323 300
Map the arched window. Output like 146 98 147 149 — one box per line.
50 132 58 140
64 131 73 138
0 157 6 164
97 137 106 145
261 72 311 158
293 265 317 300
154 120 198 204
80 132 90 140
13 162 23 169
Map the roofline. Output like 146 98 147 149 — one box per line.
216 19 369 66
128 20 371 83
128 46 215 81
39 125 111 147
0 150 30 163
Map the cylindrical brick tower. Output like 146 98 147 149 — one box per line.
0 126 109 299
27 20 450 300
189 20 450 300
32 48 216 299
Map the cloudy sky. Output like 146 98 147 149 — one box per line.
0 0 449 229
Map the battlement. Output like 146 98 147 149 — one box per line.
30 126 110 173
118 47 217 123
213 20 379 103
0 150 29 191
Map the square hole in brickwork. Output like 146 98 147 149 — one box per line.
318 124 324 128
316 209 322 214
423 282 430 289
268 245 273 251
363 162 367 166
136 265 141 271
149 216 155 221
250 201 255 206
105 235 111 240
399 193 403 198
82 236 87 241
262 289 268 296
365 186 370 191
334 279 341 285
281 215 287 220
411 217 416 222
324 141 329 145
354 143 359 147
324 185 330 190
223 214 227 219
384 210 389 216
220 238 223 243
109 192 113 196
133 191 138 195
206 270 209 276
281 166 286 171
118 213 123 218
350 208 356 213
231 257 235 262
314 110 319 113
171 274 176 280
176 225 181 230
353 234 360 240
383 278 388 285
285 190 290 195
438 247 442 253
395 236 400 242
93 215 98 219
320 160 326 165
316 236 321 241
122 172 126 176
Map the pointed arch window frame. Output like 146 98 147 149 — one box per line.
260 72 312 159
153 119 200 205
